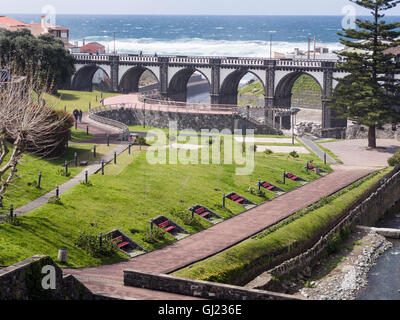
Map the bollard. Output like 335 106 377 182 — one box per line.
107 134 110 146
283 171 286 185
86 125 89 135
89 102 91 110
222 194 226 208
65 160 68 175
258 180 261 191
9 204 13 218
101 92 103 99
324 153 327 165
101 160 105 175
96 95 98 102
64 106 67 112
85 170 88 184
56 186 59 198
114 152 117 164
74 152 78 167
93 145 97 158
306 162 309 173
191 209 195 220
150 219 154 234
128 144 131 155
38 172 42 189
99 232 103 247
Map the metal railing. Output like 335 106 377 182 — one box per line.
88 105 130 141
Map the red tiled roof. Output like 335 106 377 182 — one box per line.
0 16 27 27
80 42 105 53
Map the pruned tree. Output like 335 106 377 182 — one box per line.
0 64 73 207
330 0 400 148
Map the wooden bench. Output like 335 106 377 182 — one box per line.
113 236 129 249
158 220 176 233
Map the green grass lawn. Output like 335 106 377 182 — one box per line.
44 90 119 114
70 128 94 143
172 168 390 284
316 142 344 164
0 145 93 214
0 146 330 268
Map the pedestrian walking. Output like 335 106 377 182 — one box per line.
79 109 83 123
73 109 79 122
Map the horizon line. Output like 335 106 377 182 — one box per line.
3 13 400 17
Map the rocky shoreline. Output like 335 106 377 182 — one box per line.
298 229 393 300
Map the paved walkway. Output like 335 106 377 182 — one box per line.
298 137 336 164
65 167 373 282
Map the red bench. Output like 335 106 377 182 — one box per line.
262 182 275 191
113 236 129 249
286 173 298 180
195 207 210 218
195 207 205 215
230 194 239 201
158 220 176 233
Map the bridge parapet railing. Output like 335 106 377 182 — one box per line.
72 53 110 62
119 55 159 63
221 58 265 66
276 59 334 67
168 57 210 65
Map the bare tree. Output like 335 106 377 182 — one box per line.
0 64 73 207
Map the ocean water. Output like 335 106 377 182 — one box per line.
6 14 399 57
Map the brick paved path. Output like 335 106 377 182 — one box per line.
65 167 373 282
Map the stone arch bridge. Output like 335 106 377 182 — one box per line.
69 53 348 128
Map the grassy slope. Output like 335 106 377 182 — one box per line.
44 90 119 114
0 145 92 214
70 128 94 143
172 168 390 284
0 147 330 267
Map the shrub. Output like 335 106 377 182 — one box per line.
264 149 274 155
388 151 400 166
75 231 117 257
57 168 71 177
48 196 62 205
143 227 166 244
135 136 147 146
4 215 20 226
289 151 299 159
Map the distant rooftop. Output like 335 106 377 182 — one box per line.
0 16 27 27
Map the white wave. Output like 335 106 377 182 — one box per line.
71 37 344 57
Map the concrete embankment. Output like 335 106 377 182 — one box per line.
357 226 400 239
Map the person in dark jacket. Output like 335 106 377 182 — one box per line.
73 109 79 122
78 110 83 123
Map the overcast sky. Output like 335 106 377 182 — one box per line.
2 0 400 15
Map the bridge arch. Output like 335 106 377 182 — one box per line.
274 71 323 107
71 65 111 91
168 68 211 102
219 69 266 105
119 66 160 93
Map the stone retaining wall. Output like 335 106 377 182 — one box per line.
123 269 303 300
97 108 279 135
0 255 105 300
268 167 400 277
